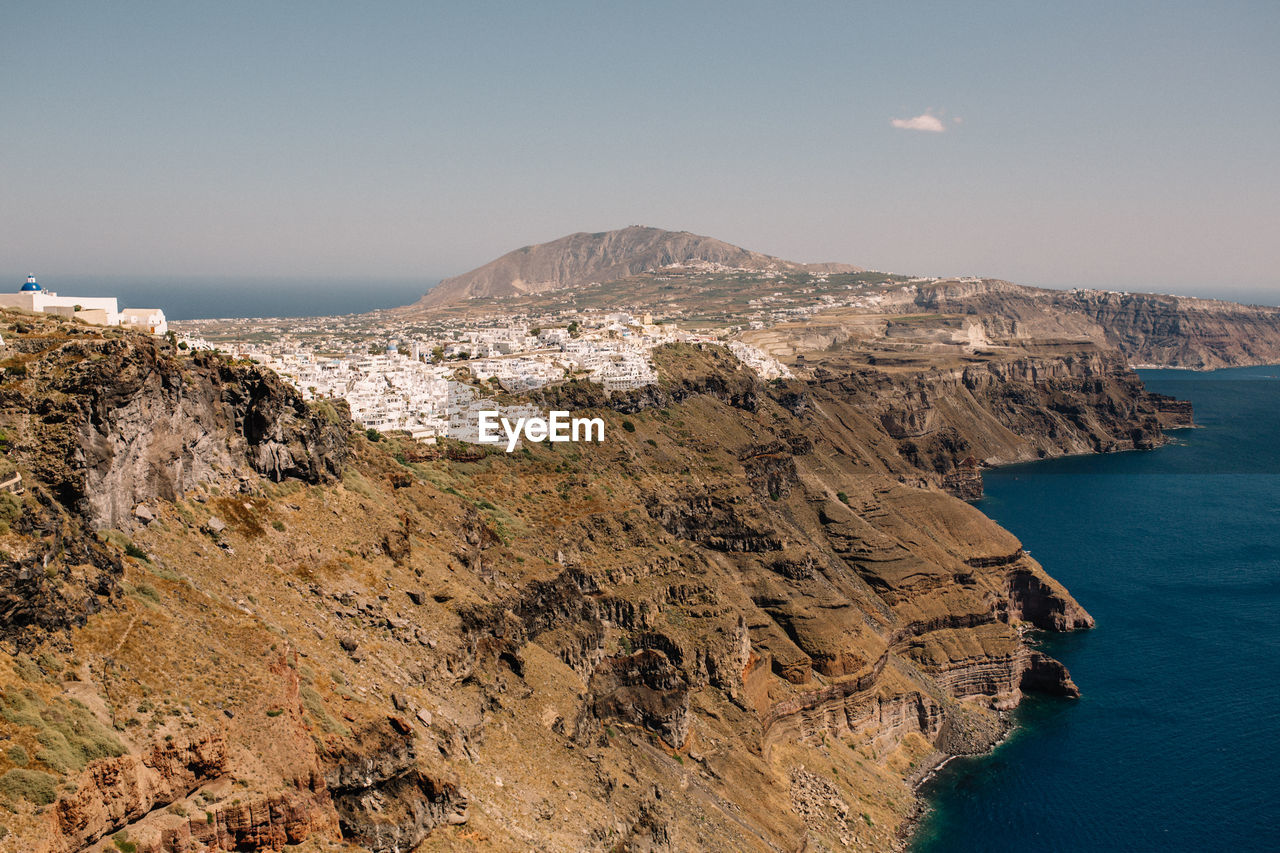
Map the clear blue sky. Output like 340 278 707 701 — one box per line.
3 1 1277 299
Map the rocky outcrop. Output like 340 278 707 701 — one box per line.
0 484 121 647
0 320 348 647
4 330 347 532
157 788 336 853
47 732 230 852
1150 392 1195 427
1006 568 1095 632
322 719 466 853
942 457 984 501
54 341 347 530
646 495 783 553
589 649 691 748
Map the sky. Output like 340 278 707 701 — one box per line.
3 1 1278 302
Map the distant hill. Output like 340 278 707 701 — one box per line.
408 226 860 309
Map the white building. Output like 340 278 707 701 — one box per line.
120 308 169 335
0 275 167 334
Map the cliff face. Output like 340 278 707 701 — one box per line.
0 315 1181 851
810 346 1183 473
0 318 345 653
410 226 858 309
911 280 1280 369
4 327 345 532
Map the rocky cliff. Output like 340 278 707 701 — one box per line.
0 312 1186 852
410 226 859 309
909 279 1280 369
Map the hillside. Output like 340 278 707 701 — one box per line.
0 311 1191 851
409 226 860 309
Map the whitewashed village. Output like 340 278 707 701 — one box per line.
189 311 792 444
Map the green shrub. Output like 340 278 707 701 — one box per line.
6 744 29 766
836 492 850 505
300 685 348 736
0 768 59 805
271 520 286 532
0 689 125 773
311 399 340 424
0 492 22 527
621 420 636 433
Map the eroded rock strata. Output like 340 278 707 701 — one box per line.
0 313 1185 851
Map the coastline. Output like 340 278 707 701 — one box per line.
901 366 1280 850
898 700 1026 849
898 367 1194 849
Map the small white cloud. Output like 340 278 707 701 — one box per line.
891 112 946 133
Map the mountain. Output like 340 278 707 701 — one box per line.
409 226 860 309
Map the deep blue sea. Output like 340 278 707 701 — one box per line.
28 276 439 320
912 366 1280 852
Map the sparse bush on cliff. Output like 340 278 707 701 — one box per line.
99 530 150 562
300 684 348 736
0 767 58 805
133 583 160 604
0 492 23 534
310 399 341 424
0 689 124 773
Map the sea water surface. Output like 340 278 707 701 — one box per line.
43 276 438 320
912 365 1280 852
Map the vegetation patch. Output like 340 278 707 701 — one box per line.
0 688 125 773
0 768 59 805
210 495 273 538
300 685 349 736
99 530 150 562
0 492 23 534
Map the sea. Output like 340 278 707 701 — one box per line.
911 365 1280 852
37 276 440 321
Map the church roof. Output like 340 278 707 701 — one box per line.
20 275 42 292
